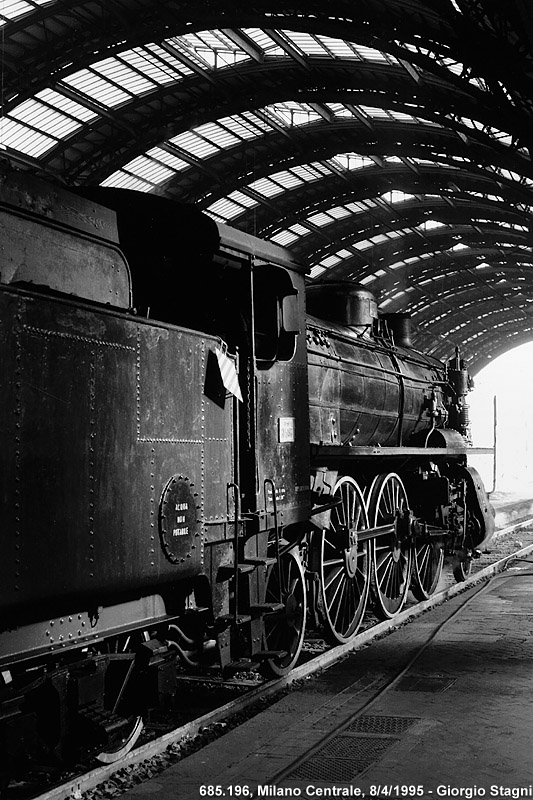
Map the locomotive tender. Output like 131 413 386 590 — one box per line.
0 168 493 777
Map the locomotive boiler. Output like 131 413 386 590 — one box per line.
0 167 493 784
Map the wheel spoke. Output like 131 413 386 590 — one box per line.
316 476 371 644
411 540 444 601
368 473 412 619
262 549 307 677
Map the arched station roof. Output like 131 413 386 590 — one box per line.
2 0 533 372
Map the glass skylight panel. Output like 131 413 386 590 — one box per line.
147 147 189 172
121 47 190 84
64 70 130 108
498 168 524 182
321 254 342 268
359 105 389 120
309 265 327 278
10 98 81 140
272 171 303 189
0 0 33 19
0 0 53 25
291 164 324 181
166 35 213 71
387 109 417 122
353 44 392 63
317 37 359 58
307 212 335 227
441 58 464 77
242 28 283 54
290 224 310 237
326 103 353 117
38 89 97 123
101 172 154 192
170 131 219 159
311 161 332 176
408 157 441 167
223 115 263 140
94 57 156 96
460 117 482 131
0 117 55 158
207 197 245 221
269 102 321 127
249 177 284 198
346 200 372 213
146 42 194 77
368 106 426 125
120 155 174 185
217 49 249 67
175 30 251 68
381 190 416 204
271 230 300 246
352 229 409 251
353 238 374 251
199 122 241 149
389 260 408 271
287 31 329 55
417 220 446 231
227 190 257 208
333 153 374 171
329 206 352 219
185 31 226 49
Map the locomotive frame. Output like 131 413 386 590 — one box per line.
0 168 494 784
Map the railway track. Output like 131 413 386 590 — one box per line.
15 516 533 800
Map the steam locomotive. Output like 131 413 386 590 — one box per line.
0 168 493 781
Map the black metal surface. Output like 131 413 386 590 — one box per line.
251 263 311 531
307 315 448 448
0 285 233 658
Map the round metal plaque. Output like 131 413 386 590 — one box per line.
158 475 199 564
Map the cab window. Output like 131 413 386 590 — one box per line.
253 264 300 366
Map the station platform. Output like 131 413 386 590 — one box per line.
119 553 533 800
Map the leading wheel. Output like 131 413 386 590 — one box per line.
453 494 482 582
367 473 412 619
262 548 307 677
318 476 371 644
411 540 444 600
452 551 472 583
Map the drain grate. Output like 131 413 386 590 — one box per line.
320 735 399 760
286 737 397 782
284 714 422 784
394 676 456 693
287 757 370 782
345 715 420 735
